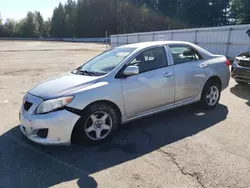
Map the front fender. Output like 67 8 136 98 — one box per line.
66 80 126 118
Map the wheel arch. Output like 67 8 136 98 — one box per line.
70 100 122 143
82 100 122 122
197 75 222 101
205 75 222 91
199 75 222 109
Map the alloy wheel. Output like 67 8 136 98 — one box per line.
206 86 219 106
84 111 113 140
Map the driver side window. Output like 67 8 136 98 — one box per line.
128 47 168 73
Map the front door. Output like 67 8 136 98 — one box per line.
121 46 175 118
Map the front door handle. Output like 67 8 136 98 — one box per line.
164 72 173 78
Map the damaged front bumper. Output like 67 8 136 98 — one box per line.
19 93 80 145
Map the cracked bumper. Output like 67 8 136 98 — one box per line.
19 108 80 146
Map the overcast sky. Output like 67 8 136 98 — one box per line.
0 0 68 21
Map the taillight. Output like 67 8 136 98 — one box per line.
225 60 231 67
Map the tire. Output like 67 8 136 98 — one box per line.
200 81 221 109
72 102 119 145
236 80 248 85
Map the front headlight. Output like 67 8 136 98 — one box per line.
233 58 240 66
36 96 74 114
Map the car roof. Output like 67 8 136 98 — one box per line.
118 41 195 49
117 40 214 58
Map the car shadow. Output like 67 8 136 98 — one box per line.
230 83 250 106
0 104 228 187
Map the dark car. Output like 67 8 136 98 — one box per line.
231 51 250 85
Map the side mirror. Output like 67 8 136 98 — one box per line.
123 66 139 76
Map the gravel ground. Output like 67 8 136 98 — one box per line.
0 41 250 188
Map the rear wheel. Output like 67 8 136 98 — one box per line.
73 103 119 145
200 81 221 109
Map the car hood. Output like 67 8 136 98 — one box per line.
236 56 250 62
239 51 250 58
28 72 99 99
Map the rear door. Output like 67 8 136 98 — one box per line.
168 45 208 104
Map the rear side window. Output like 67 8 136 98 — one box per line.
129 47 168 73
169 46 202 65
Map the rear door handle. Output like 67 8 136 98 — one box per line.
163 72 173 78
199 63 208 68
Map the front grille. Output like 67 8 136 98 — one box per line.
235 75 250 82
238 60 250 68
24 101 33 111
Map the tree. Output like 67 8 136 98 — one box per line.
209 0 230 25
75 0 118 37
51 3 67 37
64 0 77 37
1 0 240 38
2 19 19 37
0 13 3 36
44 18 52 37
75 0 85 37
231 0 250 24
73 0 183 37
18 12 39 37
35 11 44 36
158 0 181 18
0 13 2 26
179 0 230 27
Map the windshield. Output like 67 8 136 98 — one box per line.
76 47 135 76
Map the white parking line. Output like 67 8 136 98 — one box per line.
4 134 90 176
0 100 9 103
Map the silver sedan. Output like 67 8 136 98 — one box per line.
19 41 230 145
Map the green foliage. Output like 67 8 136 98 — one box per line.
179 0 230 27
44 18 52 37
0 14 2 26
64 0 77 37
51 3 67 37
231 0 250 24
116 2 183 34
18 12 39 37
35 11 45 36
0 11 50 37
0 0 248 38
2 19 16 37
52 0 183 38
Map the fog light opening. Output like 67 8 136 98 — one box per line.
37 129 48 138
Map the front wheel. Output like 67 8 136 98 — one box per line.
200 81 221 109
72 103 119 145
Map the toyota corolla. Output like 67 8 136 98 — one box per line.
19 41 230 145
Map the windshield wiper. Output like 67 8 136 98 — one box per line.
76 70 96 76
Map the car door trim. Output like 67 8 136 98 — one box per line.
164 45 174 66
124 95 199 123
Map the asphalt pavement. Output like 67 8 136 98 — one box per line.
0 41 250 188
